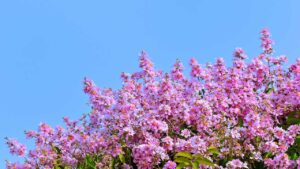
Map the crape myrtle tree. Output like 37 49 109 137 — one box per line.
5 29 300 169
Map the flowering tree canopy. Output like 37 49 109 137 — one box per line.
6 29 300 169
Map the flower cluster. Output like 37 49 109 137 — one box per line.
5 138 26 157
225 159 248 169
261 28 273 54
5 29 300 169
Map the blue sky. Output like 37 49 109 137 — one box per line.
1 0 300 167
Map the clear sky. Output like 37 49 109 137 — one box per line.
1 0 300 167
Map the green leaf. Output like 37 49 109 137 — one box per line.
176 162 190 169
255 136 261 143
287 117 300 125
51 144 61 155
174 157 191 164
253 161 265 169
288 110 300 117
264 82 274 94
110 157 116 169
238 117 244 127
52 165 64 169
264 152 273 159
265 87 274 94
289 153 299 160
84 155 96 169
175 151 193 159
180 124 188 130
191 161 199 169
207 146 220 155
193 154 203 159
119 154 125 163
287 110 300 125
296 135 300 144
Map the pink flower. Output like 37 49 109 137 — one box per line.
181 129 191 138
274 127 286 141
171 59 184 81
139 50 154 71
133 144 168 169
234 48 247 60
162 136 174 151
260 28 273 54
264 153 295 169
6 162 32 169
163 161 177 169
24 130 37 138
296 157 300 169
189 58 202 78
147 119 168 133
123 126 135 136
226 159 248 169
5 138 26 157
